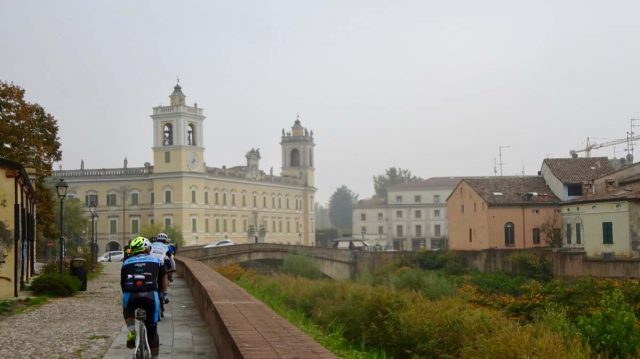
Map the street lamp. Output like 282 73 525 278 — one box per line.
55 178 68 273
89 201 98 269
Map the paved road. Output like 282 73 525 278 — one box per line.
103 270 217 359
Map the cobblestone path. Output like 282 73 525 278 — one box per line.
0 262 123 359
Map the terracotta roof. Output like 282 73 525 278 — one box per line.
542 157 614 183
388 177 464 191
463 176 560 206
567 189 640 204
619 173 640 185
353 196 386 209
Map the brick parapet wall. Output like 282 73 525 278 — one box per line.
175 256 338 359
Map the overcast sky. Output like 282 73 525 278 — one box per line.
3 1 640 204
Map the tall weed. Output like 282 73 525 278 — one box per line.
282 254 323 279
577 289 640 358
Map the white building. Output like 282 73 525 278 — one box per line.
352 177 461 250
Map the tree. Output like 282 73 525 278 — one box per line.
328 186 358 230
540 209 563 248
373 167 420 198
314 202 331 230
0 81 62 249
139 223 185 248
53 197 89 255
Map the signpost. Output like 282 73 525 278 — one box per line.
46 240 53 263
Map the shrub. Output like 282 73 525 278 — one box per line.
389 268 458 300
532 303 580 342
234 272 591 359
577 289 640 358
282 254 323 279
29 272 81 297
216 263 252 281
469 271 526 296
414 250 467 275
40 262 59 275
511 253 553 282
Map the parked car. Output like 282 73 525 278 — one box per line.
331 238 369 251
204 239 235 248
98 251 125 262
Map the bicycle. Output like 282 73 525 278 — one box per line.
133 308 152 359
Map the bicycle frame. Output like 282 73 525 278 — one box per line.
133 308 151 359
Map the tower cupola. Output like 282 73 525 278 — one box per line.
280 114 315 186
169 83 186 106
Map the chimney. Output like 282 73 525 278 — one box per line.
582 181 593 198
605 178 616 193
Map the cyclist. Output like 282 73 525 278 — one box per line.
121 237 165 359
150 233 171 303
165 236 177 282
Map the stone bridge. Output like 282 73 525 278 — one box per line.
178 243 414 280
169 245 413 357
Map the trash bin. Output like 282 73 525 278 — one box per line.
70 257 87 291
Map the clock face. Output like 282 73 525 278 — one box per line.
187 152 198 171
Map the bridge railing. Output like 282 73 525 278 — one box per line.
179 243 356 263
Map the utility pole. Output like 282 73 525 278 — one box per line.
628 119 640 162
498 146 510 177
121 186 127 250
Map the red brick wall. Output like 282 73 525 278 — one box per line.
175 256 338 359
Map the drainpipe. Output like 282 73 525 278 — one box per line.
13 177 19 297
522 206 526 249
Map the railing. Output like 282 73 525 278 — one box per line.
205 167 303 185
52 167 152 177
153 105 203 115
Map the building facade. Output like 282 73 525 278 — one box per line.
0 159 36 299
352 177 460 250
52 84 316 252
561 192 640 258
447 177 560 250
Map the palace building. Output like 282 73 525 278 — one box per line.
52 83 316 252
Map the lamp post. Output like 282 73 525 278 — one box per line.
89 201 98 269
55 178 68 273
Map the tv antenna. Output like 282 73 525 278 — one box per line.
498 146 510 177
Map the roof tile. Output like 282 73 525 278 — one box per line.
543 157 614 183
463 176 560 206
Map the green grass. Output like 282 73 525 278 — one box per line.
238 277 389 359
0 296 48 317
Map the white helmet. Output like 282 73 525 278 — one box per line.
156 232 169 243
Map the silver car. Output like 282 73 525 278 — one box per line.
98 251 124 262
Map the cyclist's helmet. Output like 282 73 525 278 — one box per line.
156 232 169 243
130 236 151 255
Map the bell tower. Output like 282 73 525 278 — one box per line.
151 82 205 173
280 115 315 187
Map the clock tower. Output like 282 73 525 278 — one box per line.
151 83 205 173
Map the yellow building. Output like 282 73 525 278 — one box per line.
0 158 36 299
52 84 316 252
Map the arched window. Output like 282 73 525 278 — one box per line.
187 124 196 146
163 124 173 146
309 149 313 167
290 148 300 167
504 222 515 247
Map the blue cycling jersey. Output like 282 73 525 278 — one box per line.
121 254 164 293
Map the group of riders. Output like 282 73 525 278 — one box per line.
120 233 176 359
